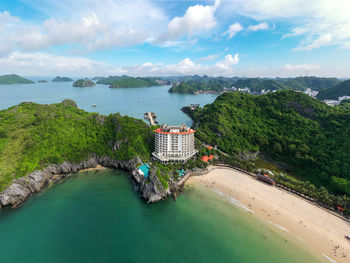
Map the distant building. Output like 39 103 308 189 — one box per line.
339 96 350 101
152 124 198 163
304 88 318 98
324 100 340 106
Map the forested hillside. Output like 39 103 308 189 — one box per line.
169 76 340 94
191 91 350 195
317 79 350 100
97 76 163 88
0 100 154 191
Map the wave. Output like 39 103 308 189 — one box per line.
268 221 290 233
212 188 254 214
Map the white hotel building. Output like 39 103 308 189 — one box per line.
152 124 198 163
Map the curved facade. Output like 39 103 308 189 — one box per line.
152 124 198 163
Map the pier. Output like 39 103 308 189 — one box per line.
144 112 158 126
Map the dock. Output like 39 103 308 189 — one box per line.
144 112 158 126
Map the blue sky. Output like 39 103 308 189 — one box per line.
0 0 349 77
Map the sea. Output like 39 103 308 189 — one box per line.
0 79 325 262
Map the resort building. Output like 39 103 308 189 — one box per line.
152 124 198 163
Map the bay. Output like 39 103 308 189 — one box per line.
0 80 217 126
0 80 325 262
0 170 324 263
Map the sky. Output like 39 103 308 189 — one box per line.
0 0 350 77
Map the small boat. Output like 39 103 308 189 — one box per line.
92 104 97 107
346 234 350 240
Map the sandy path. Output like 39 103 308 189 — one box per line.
187 166 350 263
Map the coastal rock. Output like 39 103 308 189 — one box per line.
131 167 173 203
0 183 31 207
0 154 174 208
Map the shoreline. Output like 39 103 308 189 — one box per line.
187 166 350 263
78 165 106 173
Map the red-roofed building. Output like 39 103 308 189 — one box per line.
206 145 213 150
152 124 198 163
208 155 214 160
201 156 209 163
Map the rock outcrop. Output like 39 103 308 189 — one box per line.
0 155 177 208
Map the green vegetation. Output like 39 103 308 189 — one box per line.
52 76 73 82
97 75 163 88
0 74 34 84
317 79 350 100
73 79 96 87
191 90 350 197
233 78 286 92
0 100 154 191
169 76 340 94
169 78 233 94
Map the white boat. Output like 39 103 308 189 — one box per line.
346 234 350 240
92 104 97 107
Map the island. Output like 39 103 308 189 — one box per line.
97 75 168 88
52 76 73 82
169 76 341 94
73 79 96 87
0 74 34 84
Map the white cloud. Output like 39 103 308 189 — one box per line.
215 54 239 69
284 63 321 71
247 22 269 31
220 0 350 50
0 51 239 77
108 53 239 77
158 0 220 42
198 54 220 61
0 52 111 76
294 33 333 51
223 23 243 39
0 0 167 55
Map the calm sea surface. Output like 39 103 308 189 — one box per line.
0 80 324 262
0 79 217 126
0 170 324 263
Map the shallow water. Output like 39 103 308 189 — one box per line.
0 170 324 263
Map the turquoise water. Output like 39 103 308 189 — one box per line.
0 170 324 263
0 79 217 126
138 163 150 178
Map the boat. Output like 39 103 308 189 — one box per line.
92 104 97 107
257 173 276 185
346 234 350 240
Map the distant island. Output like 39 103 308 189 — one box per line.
0 74 34 84
52 76 73 82
168 76 341 95
97 75 169 88
73 79 96 87
38 80 47 83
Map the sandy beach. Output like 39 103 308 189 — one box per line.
78 165 105 172
187 166 350 263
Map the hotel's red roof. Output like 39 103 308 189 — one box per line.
201 156 209 162
154 128 196 135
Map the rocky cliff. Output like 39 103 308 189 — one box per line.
0 155 176 208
